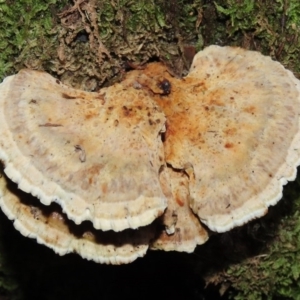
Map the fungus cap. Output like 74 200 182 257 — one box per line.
150 167 209 252
181 46 300 232
0 168 154 264
0 70 167 231
124 46 300 233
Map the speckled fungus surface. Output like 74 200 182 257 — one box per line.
0 45 299 264
0 69 167 232
124 45 300 233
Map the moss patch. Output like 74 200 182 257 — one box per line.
213 0 300 75
224 176 300 299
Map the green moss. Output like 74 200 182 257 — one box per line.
213 0 300 74
0 0 68 79
223 176 300 299
0 0 204 89
1 0 299 85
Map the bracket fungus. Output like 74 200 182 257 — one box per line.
0 69 167 232
0 167 154 265
0 45 299 264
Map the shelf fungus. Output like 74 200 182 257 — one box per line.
0 168 155 264
0 45 300 264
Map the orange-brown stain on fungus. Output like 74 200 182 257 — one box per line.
101 182 108 194
122 106 133 117
85 113 95 120
209 99 225 106
175 197 184 207
95 94 105 105
223 128 237 136
244 106 256 114
225 142 234 149
61 93 77 100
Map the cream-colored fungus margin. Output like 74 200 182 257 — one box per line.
0 70 167 231
0 169 153 264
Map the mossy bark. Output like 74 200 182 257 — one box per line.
1 0 300 82
0 0 300 299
